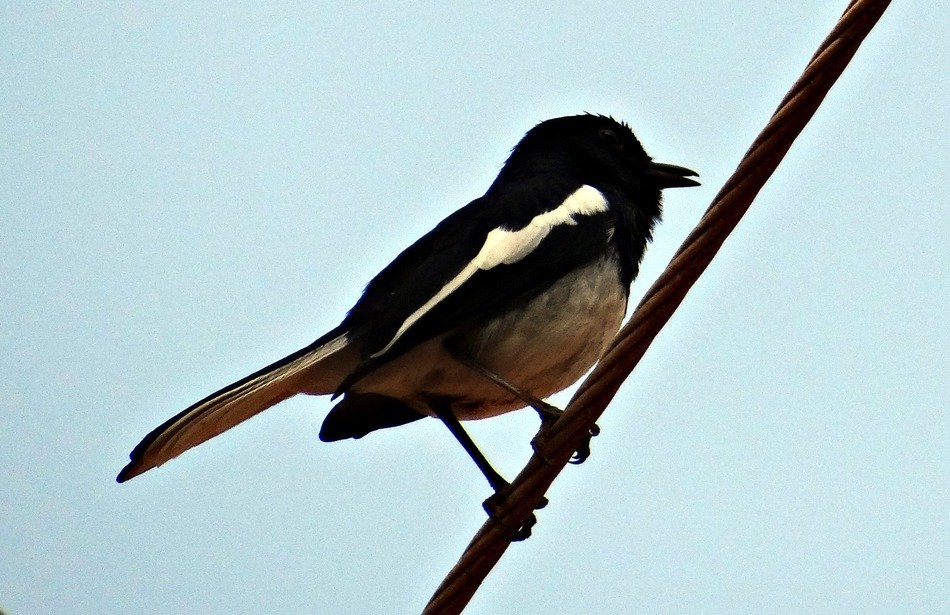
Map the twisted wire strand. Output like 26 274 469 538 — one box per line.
424 1 892 612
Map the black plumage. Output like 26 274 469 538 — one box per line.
118 114 698 486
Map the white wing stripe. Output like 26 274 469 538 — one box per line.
371 185 608 358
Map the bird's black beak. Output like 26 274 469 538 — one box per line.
645 161 700 189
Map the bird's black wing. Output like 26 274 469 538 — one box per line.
338 176 617 391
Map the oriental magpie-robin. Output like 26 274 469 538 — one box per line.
117 114 698 501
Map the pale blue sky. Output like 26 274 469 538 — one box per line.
1 2 947 614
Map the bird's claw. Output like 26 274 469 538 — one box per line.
567 423 600 464
483 491 548 542
534 404 600 465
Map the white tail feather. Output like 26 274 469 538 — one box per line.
118 333 351 481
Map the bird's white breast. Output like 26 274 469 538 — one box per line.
354 255 627 419
458 254 627 417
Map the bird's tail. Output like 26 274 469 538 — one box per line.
117 329 354 482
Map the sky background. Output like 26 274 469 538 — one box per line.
1 2 947 614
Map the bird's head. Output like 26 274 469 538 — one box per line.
495 114 699 195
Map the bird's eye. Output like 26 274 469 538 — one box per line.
598 128 623 150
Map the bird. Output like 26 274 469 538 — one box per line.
117 114 699 500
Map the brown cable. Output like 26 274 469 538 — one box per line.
423 1 892 612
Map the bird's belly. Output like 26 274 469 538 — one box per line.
354 257 627 419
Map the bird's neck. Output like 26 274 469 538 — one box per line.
609 189 663 288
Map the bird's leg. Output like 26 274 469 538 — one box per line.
428 397 508 492
427 396 545 541
449 348 561 422
444 343 599 465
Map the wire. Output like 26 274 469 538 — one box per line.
423 1 893 612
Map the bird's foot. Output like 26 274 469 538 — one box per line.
568 422 600 465
483 487 548 542
532 402 600 465
533 399 565 426
531 400 600 465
